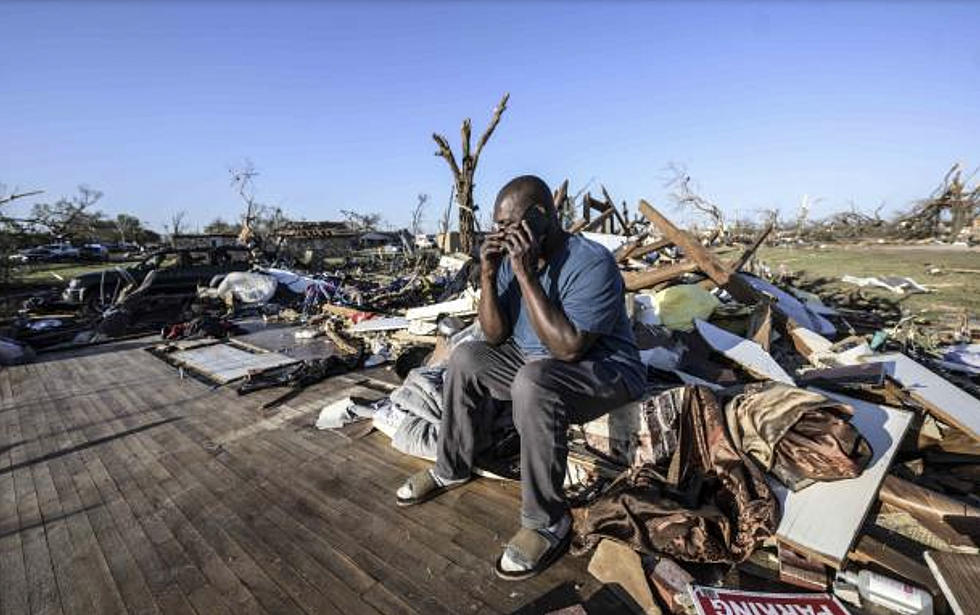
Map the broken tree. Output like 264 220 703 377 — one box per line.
432 92 509 255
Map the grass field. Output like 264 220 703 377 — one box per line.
755 244 979 323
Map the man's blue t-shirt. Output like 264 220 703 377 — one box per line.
495 234 645 398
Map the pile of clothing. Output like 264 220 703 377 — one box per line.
572 382 872 563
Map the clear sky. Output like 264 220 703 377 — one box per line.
2 1 978 232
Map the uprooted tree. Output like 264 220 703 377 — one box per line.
896 163 979 240
433 93 509 254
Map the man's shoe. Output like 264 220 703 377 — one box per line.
395 469 468 507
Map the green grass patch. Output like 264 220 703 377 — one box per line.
755 245 979 323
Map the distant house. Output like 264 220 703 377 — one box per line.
172 233 240 250
275 220 359 265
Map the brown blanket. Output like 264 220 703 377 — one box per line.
723 382 872 491
572 386 779 563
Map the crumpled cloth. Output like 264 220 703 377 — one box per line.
572 386 779 564
722 382 872 491
389 367 445 458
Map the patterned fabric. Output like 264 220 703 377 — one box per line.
572 386 779 563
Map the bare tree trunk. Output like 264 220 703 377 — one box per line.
433 93 509 254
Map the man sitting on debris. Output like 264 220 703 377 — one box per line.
396 175 645 580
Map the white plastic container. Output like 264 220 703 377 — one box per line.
837 568 933 615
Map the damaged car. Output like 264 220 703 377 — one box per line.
63 246 251 312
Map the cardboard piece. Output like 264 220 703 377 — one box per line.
588 539 662 615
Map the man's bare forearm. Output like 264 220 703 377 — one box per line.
514 270 590 361
479 269 509 344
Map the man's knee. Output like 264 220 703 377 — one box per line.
511 360 559 409
446 341 492 380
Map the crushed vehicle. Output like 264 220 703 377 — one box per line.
62 245 251 312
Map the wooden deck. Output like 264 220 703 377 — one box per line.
0 340 615 615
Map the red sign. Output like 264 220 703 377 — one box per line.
690 586 851 615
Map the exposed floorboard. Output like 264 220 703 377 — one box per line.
0 341 609 614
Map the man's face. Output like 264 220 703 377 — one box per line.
493 197 549 245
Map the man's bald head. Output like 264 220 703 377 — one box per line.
492 175 559 240
494 175 554 219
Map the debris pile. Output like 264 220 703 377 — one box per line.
2 184 977 615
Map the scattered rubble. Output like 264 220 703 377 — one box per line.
2 188 978 615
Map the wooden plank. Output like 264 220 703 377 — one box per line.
772 390 913 568
622 261 700 291
637 200 760 303
925 551 980 615
45 353 253 615
13 365 129 615
12 367 100 615
29 361 163 615
579 208 613 234
94 368 312 615
796 363 886 387
860 352 980 440
110 365 458 614
7 367 65 615
732 223 773 272
626 237 674 260
0 371 33 615
637 200 730 285
613 231 649 262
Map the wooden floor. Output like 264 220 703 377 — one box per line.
0 340 609 615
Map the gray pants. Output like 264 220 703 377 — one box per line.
435 340 633 529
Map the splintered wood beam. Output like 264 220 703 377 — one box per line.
580 208 614 233
638 200 730 284
622 261 700 291
638 200 761 303
613 231 650 262
586 195 608 212
553 179 568 210
600 185 629 233
625 237 674 260
733 223 774 272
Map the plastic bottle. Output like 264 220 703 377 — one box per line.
837 568 933 615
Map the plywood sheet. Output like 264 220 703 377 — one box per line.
860 352 980 440
771 389 912 568
168 344 298 384
694 319 794 384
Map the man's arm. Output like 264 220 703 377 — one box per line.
514 271 598 361
505 222 598 362
478 232 511 345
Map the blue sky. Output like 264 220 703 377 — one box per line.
2 1 978 232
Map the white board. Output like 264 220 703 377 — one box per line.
860 352 980 440
772 389 912 567
694 319 794 385
168 344 298 384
